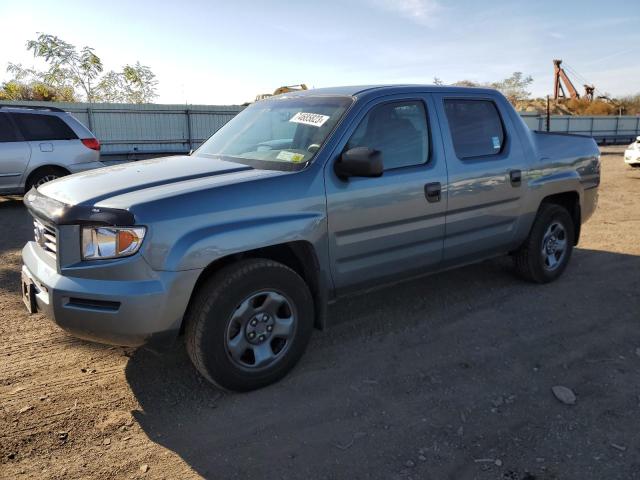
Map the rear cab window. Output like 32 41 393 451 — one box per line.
346 100 430 170
443 99 505 159
10 113 77 141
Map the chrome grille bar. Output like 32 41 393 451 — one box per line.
33 218 57 258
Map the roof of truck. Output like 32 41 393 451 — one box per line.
281 84 500 97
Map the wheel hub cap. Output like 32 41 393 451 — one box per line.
225 290 297 370
245 313 275 344
541 222 567 271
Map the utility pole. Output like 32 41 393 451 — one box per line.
546 95 551 132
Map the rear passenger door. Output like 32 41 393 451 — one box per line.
0 113 31 192
325 95 448 293
10 112 80 179
435 94 527 265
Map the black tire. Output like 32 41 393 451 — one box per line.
513 203 575 283
185 258 314 392
26 166 68 191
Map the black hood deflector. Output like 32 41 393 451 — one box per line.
24 188 136 226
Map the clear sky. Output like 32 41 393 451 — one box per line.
1 0 638 105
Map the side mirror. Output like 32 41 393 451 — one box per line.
334 147 383 179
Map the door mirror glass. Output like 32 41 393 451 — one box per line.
334 147 383 179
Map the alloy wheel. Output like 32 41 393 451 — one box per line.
225 290 297 370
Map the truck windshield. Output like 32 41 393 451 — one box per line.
195 95 353 170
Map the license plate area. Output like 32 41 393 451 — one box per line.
21 271 38 314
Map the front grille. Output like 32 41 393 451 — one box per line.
33 218 57 258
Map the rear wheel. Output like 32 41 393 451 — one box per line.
26 167 68 191
185 259 314 392
513 203 575 283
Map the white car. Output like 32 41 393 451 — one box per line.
624 136 640 167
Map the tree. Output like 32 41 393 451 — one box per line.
491 72 533 103
452 79 481 87
98 62 158 104
0 62 75 101
1 33 158 103
26 34 103 102
451 72 534 105
618 94 640 115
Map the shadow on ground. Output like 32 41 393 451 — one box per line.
0 197 31 256
126 249 640 479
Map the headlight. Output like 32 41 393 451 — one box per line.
81 226 146 260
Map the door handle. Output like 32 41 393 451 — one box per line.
509 169 521 187
424 182 441 203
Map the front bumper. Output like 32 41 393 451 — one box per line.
21 241 201 347
624 149 640 165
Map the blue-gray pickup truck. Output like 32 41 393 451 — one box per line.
21 85 600 391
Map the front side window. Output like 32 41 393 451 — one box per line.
444 99 505 159
346 101 429 170
196 95 353 170
11 113 77 141
0 114 19 142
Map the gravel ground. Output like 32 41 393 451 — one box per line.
1 146 639 480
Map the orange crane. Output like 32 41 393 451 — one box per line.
553 59 595 101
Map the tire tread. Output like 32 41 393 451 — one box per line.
513 203 574 284
184 258 311 391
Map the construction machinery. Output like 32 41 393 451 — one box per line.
255 84 308 102
553 59 595 101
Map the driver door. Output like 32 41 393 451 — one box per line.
324 95 448 294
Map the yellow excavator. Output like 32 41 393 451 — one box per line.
255 84 308 102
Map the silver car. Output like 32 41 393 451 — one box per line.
0 104 105 194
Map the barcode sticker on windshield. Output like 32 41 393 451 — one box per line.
289 112 330 127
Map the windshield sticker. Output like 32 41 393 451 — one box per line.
492 136 501 150
289 112 330 128
276 150 306 163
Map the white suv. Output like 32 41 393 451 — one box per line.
624 136 640 168
0 104 105 194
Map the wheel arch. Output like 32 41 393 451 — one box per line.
182 240 328 333
540 191 581 245
24 164 70 192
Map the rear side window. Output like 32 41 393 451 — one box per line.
444 99 504 159
346 101 429 170
0 114 19 142
11 113 77 141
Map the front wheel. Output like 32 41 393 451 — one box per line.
513 204 575 283
185 259 314 392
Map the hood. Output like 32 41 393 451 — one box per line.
38 155 280 207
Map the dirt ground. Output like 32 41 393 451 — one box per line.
1 146 639 480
